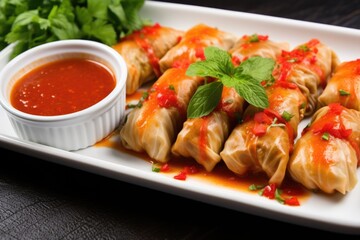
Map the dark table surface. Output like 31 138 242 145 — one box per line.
1 0 360 239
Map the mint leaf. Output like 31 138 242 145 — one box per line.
186 60 228 79
233 75 269 109
186 46 234 79
236 56 275 83
204 46 234 74
187 81 223 118
186 47 273 118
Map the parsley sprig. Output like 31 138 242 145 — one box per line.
0 0 146 58
186 46 275 118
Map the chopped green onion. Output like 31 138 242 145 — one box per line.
322 132 330 141
339 89 350 96
282 111 294 122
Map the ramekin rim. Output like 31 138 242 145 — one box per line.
0 39 127 122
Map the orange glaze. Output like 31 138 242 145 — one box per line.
268 85 292 111
308 104 351 140
274 39 325 87
308 133 334 167
123 23 162 76
330 59 360 109
171 24 221 67
267 81 304 111
96 135 310 202
305 103 359 164
230 34 270 65
11 58 115 116
135 68 187 132
218 86 242 119
237 34 269 55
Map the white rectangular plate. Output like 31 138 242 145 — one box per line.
1 1 359 234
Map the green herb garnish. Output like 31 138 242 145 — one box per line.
127 90 149 109
339 89 350 96
282 111 294 122
186 46 275 118
0 0 147 58
151 163 161 172
249 184 266 191
298 45 310 52
322 132 330 141
249 34 259 43
275 188 285 204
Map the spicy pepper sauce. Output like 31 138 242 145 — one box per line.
11 58 115 116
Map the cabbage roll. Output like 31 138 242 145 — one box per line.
119 68 203 162
244 81 307 137
171 35 289 172
220 81 307 185
171 87 244 172
229 34 289 65
318 59 360 110
159 24 237 72
113 23 183 95
273 39 339 116
289 103 360 194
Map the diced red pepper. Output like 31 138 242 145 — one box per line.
195 47 205 60
252 122 267 136
155 86 179 109
174 171 187 180
285 197 300 206
254 112 273 124
328 103 343 115
262 183 276 199
160 163 170 172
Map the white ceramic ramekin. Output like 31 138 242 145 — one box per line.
0 40 127 151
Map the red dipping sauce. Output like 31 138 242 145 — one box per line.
10 58 115 116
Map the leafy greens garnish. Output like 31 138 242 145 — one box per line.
186 46 275 118
0 0 147 58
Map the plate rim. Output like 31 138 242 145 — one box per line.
0 0 360 235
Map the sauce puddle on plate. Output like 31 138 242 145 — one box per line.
96 130 310 206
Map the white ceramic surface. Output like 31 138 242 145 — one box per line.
0 1 359 234
0 40 128 151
